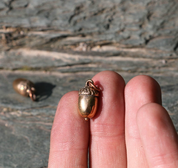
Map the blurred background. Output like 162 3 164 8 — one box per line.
0 0 178 167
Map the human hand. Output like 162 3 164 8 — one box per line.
48 71 178 168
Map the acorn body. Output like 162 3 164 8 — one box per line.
13 78 36 101
78 80 100 121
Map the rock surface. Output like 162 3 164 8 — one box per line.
0 0 178 52
0 0 178 167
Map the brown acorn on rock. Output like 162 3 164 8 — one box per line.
13 78 36 101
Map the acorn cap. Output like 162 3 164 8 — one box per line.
79 86 99 96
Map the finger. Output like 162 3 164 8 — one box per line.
90 71 127 168
125 75 162 168
48 91 89 168
137 103 178 168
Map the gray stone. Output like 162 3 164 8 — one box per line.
147 36 178 51
0 49 92 70
0 120 50 168
0 2 6 9
0 0 178 50
11 0 29 8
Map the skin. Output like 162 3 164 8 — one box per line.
48 71 178 168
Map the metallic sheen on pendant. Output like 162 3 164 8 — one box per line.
13 78 36 101
78 79 100 121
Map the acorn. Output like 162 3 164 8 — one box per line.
78 79 100 121
13 78 36 101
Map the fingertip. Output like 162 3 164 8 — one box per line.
57 91 78 108
137 103 173 133
92 70 125 89
125 75 162 105
137 103 178 167
91 70 125 121
126 75 160 86
56 91 78 113
52 90 89 135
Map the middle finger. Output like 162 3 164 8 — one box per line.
90 71 126 168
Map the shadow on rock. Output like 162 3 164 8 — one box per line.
34 82 56 101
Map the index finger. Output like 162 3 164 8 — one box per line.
48 91 89 168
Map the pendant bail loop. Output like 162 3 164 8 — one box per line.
85 79 100 91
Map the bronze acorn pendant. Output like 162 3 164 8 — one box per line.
78 79 100 121
13 78 36 101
